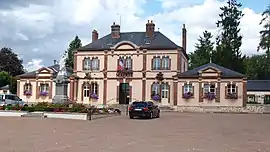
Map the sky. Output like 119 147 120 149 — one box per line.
0 0 268 72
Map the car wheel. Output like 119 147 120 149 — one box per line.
149 112 153 119
156 112 160 118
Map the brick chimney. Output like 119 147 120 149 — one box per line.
182 24 187 52
111 22 120 38
146 20 155 37
92 30 98 42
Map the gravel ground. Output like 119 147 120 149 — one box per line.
0 112 270 152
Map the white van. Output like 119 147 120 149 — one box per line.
0 94 27 106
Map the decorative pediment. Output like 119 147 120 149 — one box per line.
37 67 52 74
199 66 221 74
112 41 139 50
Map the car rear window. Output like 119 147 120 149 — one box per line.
132 102 147 108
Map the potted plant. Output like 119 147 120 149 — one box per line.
226 92 237 99
183 92 193 99
40 91 48 96
90 93 99 99
24 90 32 96
203 92 216 100
151 94 160 101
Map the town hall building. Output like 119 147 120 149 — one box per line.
16 20 247 107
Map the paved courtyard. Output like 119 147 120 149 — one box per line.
1 112 270 152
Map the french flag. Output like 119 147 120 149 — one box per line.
117 58 124 70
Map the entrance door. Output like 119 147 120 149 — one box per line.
119 83 130 104
161 83 169 105
83 85 90 104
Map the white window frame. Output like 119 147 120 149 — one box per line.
83 85 90 97
152 83 160 95
24 83 31 91
153 57 161 70
91 58 99 70
91 83 98 94
40 84 49 92
227 84 236 93
203 84 215 94
162 57 169 70
161 83 169 98
184 84 193 93
84 58 91 70
125 57 132 70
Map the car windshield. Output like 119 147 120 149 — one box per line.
132 102 147 108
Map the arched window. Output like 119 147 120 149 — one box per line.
161 83 169 98
92 58 99 70
151 82 160 96
83 85 90 97
152 57 161 70
125 57 132 70
162 56 170 70
83 58 91 70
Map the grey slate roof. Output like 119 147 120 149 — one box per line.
247 80 270 91
175 63 245 78
0 85 9 90
17 64 72 78
79 31 188 58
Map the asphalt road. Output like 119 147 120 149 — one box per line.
0 112 270 152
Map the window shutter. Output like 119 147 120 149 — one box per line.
151 83 154 97
182 85 184 97
97 58 100 70
81 83 84 101
168 57 171 70
236 85 238 98
96 83 99 96
130 58 133 70
151 57 154 70
192 85 195 96
225 85 228 99
82 58 85 70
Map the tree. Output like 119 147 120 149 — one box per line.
0 47 24 76
65 36 82 70
258 4 270 54
244 55 268 79
213 0 245 73
189 30 214 69
0 71 17 94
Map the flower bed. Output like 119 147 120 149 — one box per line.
182 92 193 99
203 92 216 100
0 102 120 115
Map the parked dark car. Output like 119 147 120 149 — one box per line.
128 101 160 119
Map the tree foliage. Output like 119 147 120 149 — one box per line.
189 30 214 69
0 71 17 94
213 0 246 74
0 47 24 76
65 36 82 70
258 4 270 54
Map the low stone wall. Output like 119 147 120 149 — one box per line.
173 104 269 114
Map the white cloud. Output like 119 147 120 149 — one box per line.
24 59 43 71
0 0 264 70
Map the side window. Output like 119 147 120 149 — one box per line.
6 95 15 100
